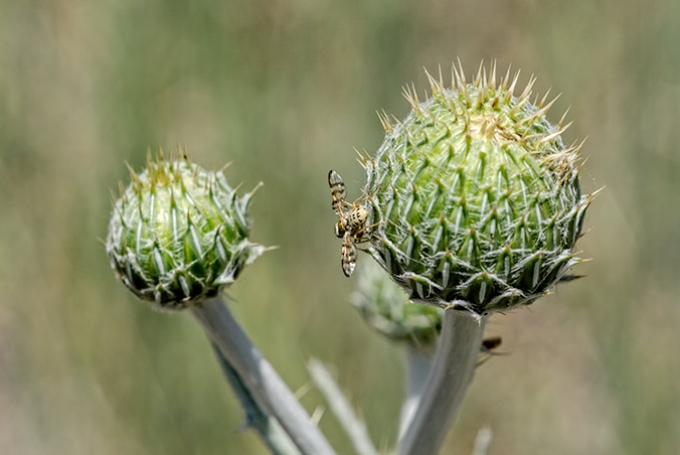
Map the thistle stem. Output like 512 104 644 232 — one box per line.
398 343 436 439
209 342 301 455
398 309 486 455
307 358 379 455
471 428 493 455
191 296 336 455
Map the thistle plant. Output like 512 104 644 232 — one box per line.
104 62 593 455
106 154 265 309
353 63 594 455
362 65 591 313
106 154 335 455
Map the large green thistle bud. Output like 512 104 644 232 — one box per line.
106 153 264 310
361 64 594 314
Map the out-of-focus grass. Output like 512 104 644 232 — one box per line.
1 0 679 454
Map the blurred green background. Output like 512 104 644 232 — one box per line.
1 0 679 454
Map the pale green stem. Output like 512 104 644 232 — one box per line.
307 358 379 455
190 296 336 455
398 343 436 439
471 428 493 455
209 342 301 455
398 309 486 455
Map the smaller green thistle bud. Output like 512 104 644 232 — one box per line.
352 259 443 346
106 153 264 310
361 63 595 315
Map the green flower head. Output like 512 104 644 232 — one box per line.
106 153 264 310
360 64 594 315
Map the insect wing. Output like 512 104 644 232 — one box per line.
340 233 357 277
328 170 347 216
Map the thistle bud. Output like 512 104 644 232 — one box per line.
106 154 264 310
362 64 594 314
353 259 443 346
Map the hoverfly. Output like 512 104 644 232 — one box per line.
328 170 370 277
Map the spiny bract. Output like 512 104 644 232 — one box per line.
106 154 264 310
361 63 594 314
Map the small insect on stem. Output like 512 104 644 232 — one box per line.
328 170 370 277
478 336 506 366
481 336 502 353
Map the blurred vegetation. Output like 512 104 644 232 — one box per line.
1 0 679 454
